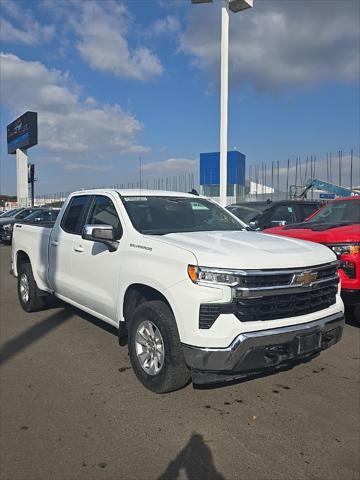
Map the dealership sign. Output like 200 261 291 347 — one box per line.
319 193 336 199
7 111 38 154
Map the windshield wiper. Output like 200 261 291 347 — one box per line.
284 221 358 231
308 221 358 231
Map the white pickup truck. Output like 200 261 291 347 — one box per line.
11 189 344 393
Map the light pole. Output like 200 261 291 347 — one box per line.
191 0 253 206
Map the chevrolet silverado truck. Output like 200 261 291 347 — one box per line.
264 196 360 308
11 189 344 393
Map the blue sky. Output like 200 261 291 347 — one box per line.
1 0 359 195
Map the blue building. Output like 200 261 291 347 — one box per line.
199 150 246 201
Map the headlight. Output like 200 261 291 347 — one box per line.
2 224 12 231
328 243 360 256
188 265 239 286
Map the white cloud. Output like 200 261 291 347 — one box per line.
180 0 360 91
153 15 180 36
142 158 198 175
64 163 112 172
0 52 148 158
0 0 55 45
75 1 163 81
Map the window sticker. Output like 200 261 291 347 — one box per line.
191 202 209 210
124 197 148 201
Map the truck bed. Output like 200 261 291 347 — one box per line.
12 223 53 292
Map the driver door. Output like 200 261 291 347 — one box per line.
69 194 123 321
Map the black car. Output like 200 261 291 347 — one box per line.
227 200 322 230
0 207 44 244
20 208 60 224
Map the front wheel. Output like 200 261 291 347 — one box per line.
128 300 190 393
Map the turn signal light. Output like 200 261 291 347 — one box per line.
187 265 198 283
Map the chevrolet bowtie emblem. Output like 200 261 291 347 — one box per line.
292 271 317 286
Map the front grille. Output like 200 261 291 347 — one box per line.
237 273 292 288
199 304 229 329
235 262 338 289
234 284 337 322
199 261 339 329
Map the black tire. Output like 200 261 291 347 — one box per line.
128 300 190 393
346 305 360 326
17 263 47 312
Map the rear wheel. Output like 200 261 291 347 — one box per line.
128 300 190 393
17 263 47 312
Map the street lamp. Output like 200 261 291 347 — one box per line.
191 0 253 206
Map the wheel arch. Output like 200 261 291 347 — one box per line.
122 283 173 326
16 250 31 275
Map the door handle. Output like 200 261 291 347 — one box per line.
74 245 84 253
51 240 59 246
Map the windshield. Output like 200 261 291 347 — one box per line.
121 196 245 235
24 210 59 222
0 208 21 217
227 206 264 223
307 199 360 225
15 208 42 220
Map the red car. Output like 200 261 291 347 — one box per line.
264 196 360 306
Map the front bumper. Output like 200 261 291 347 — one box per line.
341 289 360 305
0 228 12 243
183 312 344 384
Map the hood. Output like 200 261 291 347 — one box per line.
149 231 336 269
264 224 360 244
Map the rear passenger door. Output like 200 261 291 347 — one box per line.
48 195 91 299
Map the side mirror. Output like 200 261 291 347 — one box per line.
249 221 260 231
82 224 119 252
270 220 287 227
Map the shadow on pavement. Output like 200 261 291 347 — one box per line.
0 303 118 367
158 433 225 480
0 308 72 366
193 354 318 391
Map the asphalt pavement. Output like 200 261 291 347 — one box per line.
0 245 359 480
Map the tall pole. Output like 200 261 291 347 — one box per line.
338 150 341 186
219 1 229 206
139 157 142 192
286 159 290 199
329 152 332 184
350 148 353 191
16 148 28 207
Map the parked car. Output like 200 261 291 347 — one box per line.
227 200 322 230
20 208 60 224
0 207 44 244
0 208 24 218
11 189 344 393
264 196 360 307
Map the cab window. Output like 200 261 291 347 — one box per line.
86 196 123 239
